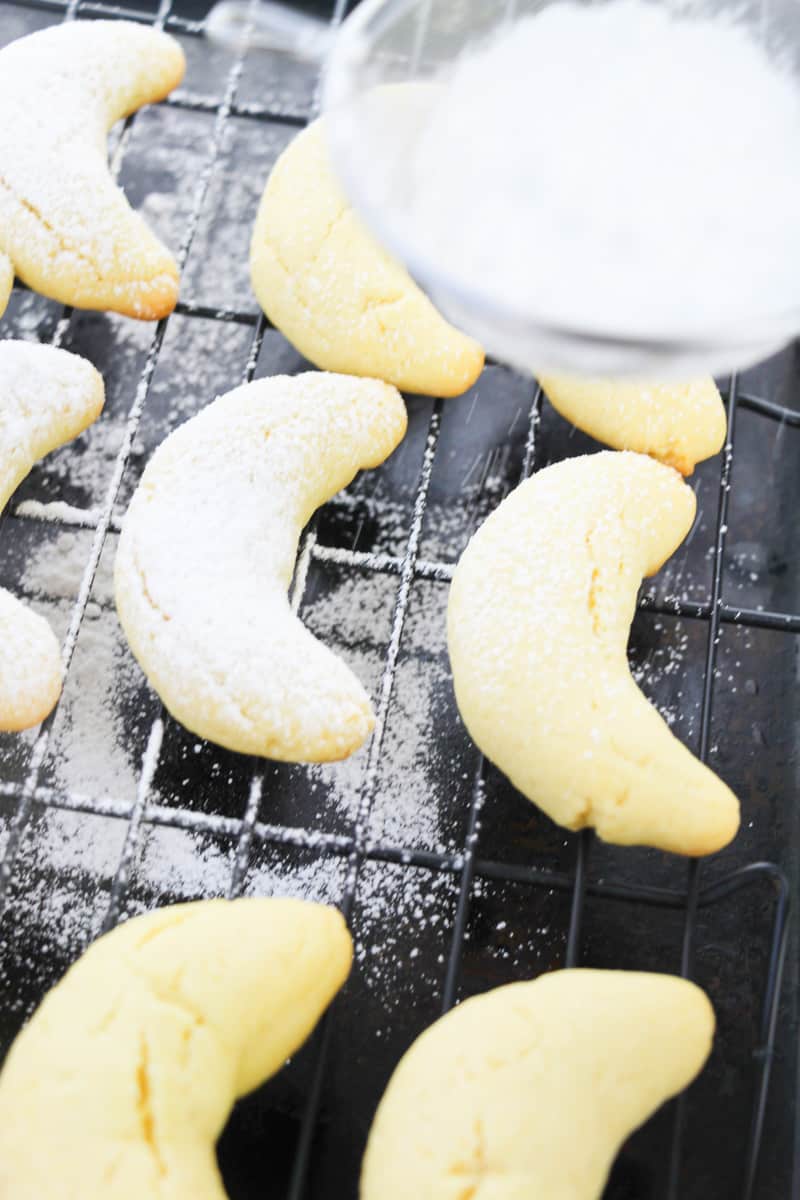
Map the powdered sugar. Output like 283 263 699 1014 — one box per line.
401 0 800 359
630 617 692 732
0 588 60 727
0 341 104 515
15 499 104 531
0 342 104 730
0 21 184 319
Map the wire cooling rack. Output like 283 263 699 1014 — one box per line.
0 0 797 1197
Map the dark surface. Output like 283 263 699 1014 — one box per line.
0 1 798 1198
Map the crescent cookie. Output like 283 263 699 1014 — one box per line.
115 372 407 762
0 897 353 1200
0 341 105 731
0 591 62 732
250 117 484 398
0 251 12 318
0 21 185 320
361 969 714 1200
539 373 727 475
448 450 740 855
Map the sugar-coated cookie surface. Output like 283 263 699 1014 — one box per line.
361 969 714 1200
0 341 105 731
539 373 727 475
0 342 106 512
250 117 484 397
448 451 739 854
115 372 407 761
0 590 61 732
0 251 12 318
0 21 185 319
0 897 352 1200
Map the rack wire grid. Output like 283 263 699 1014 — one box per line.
0 0 797 1196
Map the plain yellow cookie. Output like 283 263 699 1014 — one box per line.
362 969 714 1200
448 450 739 855
250 117 484 397
0 22 184 319
539 373 727 475
0 897 353 1199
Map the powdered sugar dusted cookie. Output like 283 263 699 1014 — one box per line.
0 342 106 510
250 117 484 397
0 341 105 731
115 372 407 762
0 21 185 320
0 253 12 319
539 374 727 475
0 592 61 732
448 451 739 855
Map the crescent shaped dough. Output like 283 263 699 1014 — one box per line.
0 21 185 320
361 969 714 1200
0 897 353 1199
115 371 407 762
0 341 105 731
448 450 739 855
539 373 727 475
250 117 484 398
0 251 12 318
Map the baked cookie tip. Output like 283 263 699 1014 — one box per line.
0 590 62 732
250 113 484 398
539 372 727 475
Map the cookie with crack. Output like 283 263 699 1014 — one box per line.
0 21 185 320
0 341 105 731
115 372 407 761
0 897 352 1200
362 969 714 1200
448 450 739 855
250 116 484 397
539 373 727 475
